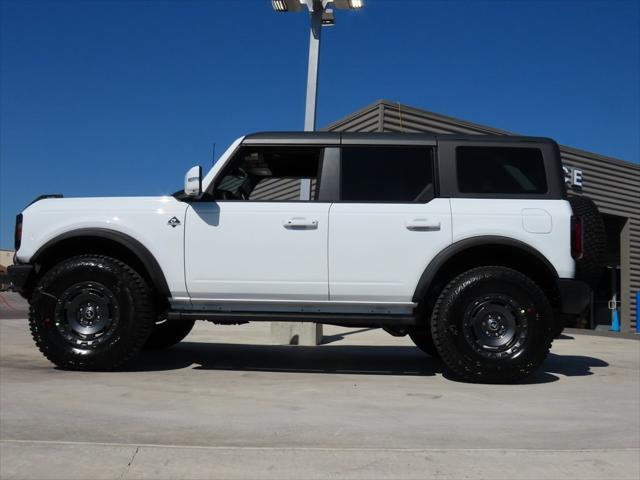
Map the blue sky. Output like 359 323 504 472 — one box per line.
1 0 638 249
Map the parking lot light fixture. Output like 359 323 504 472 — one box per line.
272 0 364 14
271 0 305 12
321 9 335 26
271 0 286 11
334 0 364 9
271 0 365 131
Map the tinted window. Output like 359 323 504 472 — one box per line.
456 147 547 194
214 147 321 201
341 147 434 202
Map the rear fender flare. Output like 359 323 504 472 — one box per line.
412 236 559 303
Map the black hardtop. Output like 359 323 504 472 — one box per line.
243 131 557 147
242 131 565 200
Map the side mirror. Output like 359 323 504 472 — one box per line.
184 165 202 197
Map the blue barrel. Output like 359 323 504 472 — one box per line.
611 309 620 332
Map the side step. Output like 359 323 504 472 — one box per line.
167 310 417 328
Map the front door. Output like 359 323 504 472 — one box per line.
184 145 329 302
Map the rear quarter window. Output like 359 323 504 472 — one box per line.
456 146 548 195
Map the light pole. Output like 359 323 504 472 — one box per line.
272 0 364 131
270 0 364 346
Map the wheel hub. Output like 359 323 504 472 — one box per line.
81 304 97 321
482 313 507 336
54 282 120 346
462 294 529 359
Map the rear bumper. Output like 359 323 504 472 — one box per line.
557 278 590 315
7 263 34 297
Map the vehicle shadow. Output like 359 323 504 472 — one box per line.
320 328 377 345
129 341 609 384
133 342 440 377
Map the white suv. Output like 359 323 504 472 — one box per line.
9 132 605 383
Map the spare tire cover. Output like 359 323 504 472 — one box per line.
568 195 606 288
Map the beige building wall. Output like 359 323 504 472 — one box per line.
0 249 15 274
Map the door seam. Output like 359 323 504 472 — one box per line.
327 202 334 301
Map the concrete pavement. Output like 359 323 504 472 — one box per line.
0 292 27 320
1 291 639 479
2 441 638 480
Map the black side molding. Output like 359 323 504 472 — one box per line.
168 310 417 328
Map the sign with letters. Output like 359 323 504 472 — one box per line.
563 165 583 191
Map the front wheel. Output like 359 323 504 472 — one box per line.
145 319 195 350
29 255 155 370
431 266 554 383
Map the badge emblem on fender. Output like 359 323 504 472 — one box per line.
167 216 181 228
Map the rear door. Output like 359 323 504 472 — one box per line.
328 145 452 303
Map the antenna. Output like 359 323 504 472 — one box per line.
212 143 216 165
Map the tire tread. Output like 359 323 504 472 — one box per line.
431 266 553 383
29 254 154 370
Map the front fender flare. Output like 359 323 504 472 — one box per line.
31 228 171 298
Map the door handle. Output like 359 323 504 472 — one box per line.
406 219 441 231
283 217 318 229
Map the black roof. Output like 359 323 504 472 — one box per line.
242 131 555 147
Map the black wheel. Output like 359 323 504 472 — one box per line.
552 315 566 338
431 266 553 384
408 326 439 358
144 319 195 350
29 255 155 370
568 196 606 288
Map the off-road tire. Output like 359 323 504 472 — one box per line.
568 195 606 288
552 315 566 338
29 255 155 370
408 327 440 358
144 319 195 350
431 266 553 384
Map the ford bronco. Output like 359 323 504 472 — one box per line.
8 132 605 382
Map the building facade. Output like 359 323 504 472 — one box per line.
326 100 639 333
0 249 15 290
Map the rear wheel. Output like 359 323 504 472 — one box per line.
408 326 439 358
145 319 195 350
552 315 567 338
29 255 155 370
431 266 553 383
